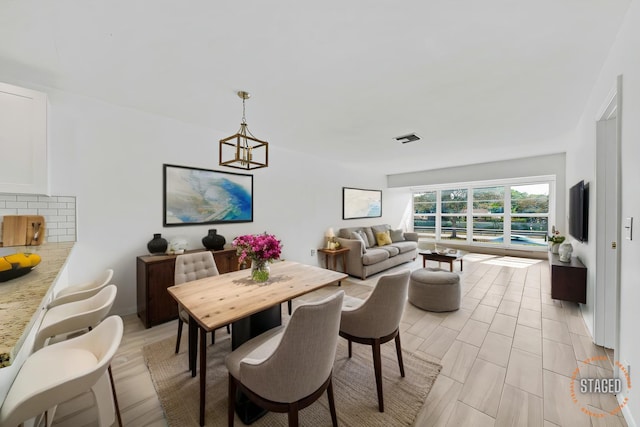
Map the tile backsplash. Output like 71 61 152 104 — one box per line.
0 194 77 244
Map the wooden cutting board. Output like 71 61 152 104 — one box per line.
1 215 46 246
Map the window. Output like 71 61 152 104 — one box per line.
441 188 467 241
472 187 504 244
412 178 553 250
510 184 549 247
413 191 436 239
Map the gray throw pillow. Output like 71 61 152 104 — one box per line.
361 227 375 248
350 231 368 253
371 224 391 235
390 229 405 242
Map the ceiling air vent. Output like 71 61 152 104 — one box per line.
394 133 421 144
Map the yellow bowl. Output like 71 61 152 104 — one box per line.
0 253 41 282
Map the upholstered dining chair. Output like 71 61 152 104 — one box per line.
226 290 345 427
0 316 124 427
174 252 230 361
339 269 410 412
48 268 114 308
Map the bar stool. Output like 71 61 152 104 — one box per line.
33 284 122 426
0 316 124 427
34 284 118 351
48 269 114 308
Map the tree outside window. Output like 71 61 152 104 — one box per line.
441 189 467 240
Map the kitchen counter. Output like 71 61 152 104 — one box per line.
0 242 74 367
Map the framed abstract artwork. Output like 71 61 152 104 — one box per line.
342 187 382 220
163 164 253 226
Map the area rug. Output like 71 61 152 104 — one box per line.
143 332 441 426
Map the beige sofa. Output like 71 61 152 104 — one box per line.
335 224 418 279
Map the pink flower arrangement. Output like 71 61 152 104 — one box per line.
233 233 283 265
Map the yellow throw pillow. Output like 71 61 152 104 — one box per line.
375 231 392 246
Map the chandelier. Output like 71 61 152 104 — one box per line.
219 91 269 170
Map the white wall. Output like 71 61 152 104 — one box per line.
16 87 392 316
570 1 640 424
387 153 567 189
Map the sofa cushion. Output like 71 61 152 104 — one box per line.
338 228 351 239
339 226 377 248
390 229 405 242
378 245 400 257
361 227 376 248
371 224 391 235
362 248 390 265
390 240 418 254
350 231 368 253
375 230 393 246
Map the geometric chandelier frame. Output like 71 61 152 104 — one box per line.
219 91 269 170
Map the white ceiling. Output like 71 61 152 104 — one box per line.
0 1 631 174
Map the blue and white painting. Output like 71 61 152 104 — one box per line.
164 165 253 225
343 187 382 219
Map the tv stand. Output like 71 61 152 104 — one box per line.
549 252 587 304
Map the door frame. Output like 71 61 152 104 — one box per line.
594 75 622 353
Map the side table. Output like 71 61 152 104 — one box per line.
318 247 349 284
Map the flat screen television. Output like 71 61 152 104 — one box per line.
569 180 589 242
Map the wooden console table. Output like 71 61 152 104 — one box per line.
549 252 587 304
136 248 243 328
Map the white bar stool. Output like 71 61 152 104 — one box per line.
33 284 122 426
35 284 118 351
0 316 124 427
48 269 114 308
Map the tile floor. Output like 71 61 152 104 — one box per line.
52 253 628 426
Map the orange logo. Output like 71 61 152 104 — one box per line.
570 356 632 418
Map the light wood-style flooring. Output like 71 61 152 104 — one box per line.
52 253 628 426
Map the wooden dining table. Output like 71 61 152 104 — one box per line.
167 260 347 426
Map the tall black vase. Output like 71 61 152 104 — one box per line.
202 229 226 251
147 233 168 255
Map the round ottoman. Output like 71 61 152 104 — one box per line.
409 268 461 312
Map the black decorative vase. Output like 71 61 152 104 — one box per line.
147 233 168 255
202 229 226 251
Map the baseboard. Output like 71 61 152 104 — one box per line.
618 393 636 427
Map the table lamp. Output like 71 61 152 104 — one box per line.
325 228 335 249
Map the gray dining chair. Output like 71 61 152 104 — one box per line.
225 290 344 427
339 269 410 412
174 252 230 374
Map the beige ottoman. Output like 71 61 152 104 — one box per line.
409 268 461 312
